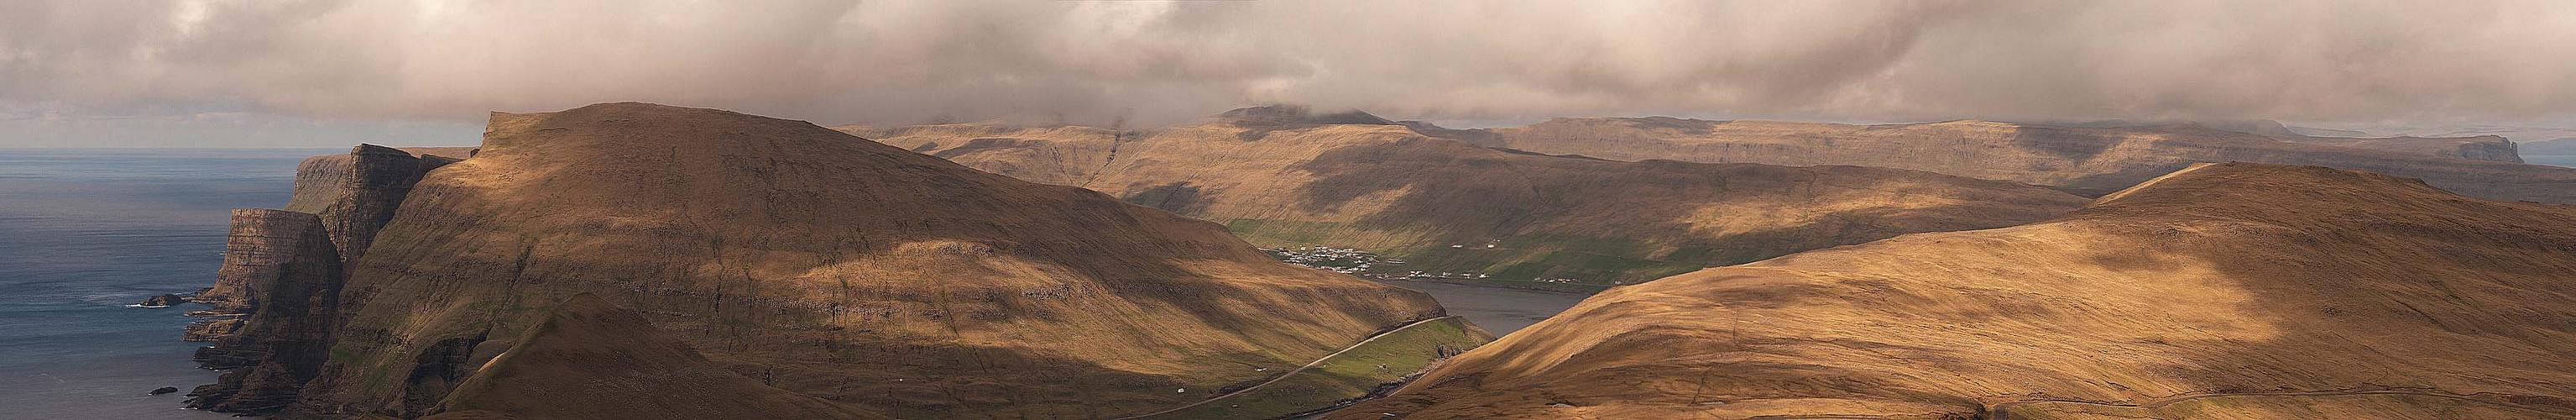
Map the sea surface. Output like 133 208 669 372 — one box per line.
0 149 330 418
2526 155 2576 168
1373 279 1586 335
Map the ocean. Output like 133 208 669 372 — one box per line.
2526 155 2576 168
0 149 330 418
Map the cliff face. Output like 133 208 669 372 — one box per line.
185 144 457 414
185 209 340 412
851 111 2089 286
196 209 332 313
2271 134 2523 163
1335 163 2576 419
1458 118 2576 202
285 147 472 213
198 102 1452 419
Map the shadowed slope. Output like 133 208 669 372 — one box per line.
424 295 885 420
280 102 1449 419
1461 118 2576 202
1335 163 2576 419
849 111 2087 287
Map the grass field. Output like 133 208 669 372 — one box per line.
1133 317 1493 419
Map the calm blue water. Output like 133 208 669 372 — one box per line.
0 149 331 418
2528 155 2576 168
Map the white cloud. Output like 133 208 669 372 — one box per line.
1 0 2572 137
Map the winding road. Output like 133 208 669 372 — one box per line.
1113 316 1465 420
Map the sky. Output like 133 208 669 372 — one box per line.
5 0 2576 147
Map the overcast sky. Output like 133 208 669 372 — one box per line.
5 0 2576 147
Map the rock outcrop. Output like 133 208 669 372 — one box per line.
185 144 457 414
185 208 340 412
196 209 332 313
285 147 472 213
133 293 186 307
186 102 1457 419
851 109 2090 286
1441 118 2576 202
1335 163 2576 419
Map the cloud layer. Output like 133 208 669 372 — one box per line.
5 0 2574 129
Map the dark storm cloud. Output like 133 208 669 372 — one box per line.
3 0 2573 130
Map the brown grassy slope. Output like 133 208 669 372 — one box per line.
845 115 2087 286
291 102 1448 419
1335 162 2576 419
1464 118 2576 202
424 295 886 420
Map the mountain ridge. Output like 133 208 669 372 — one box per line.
845 116 2090 288
1333 162 2576 419
188 102 1474 419
1431 116 2576 202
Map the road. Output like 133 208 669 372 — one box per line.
1113 316 1464 420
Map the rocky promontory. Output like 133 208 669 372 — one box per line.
182 144 456 413
175 102 1476 419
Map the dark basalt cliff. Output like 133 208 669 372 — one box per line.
195 209 330 313
178 102 1463 419
184 144 454 413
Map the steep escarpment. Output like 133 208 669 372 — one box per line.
855 109 2087 287
1454 118 2576 202
2270 134 2521 163
194 209 332 313
231 102 1453 419
186 143 453 413
2084 119 2523 163
283 147 472 213
1336 163 2576 419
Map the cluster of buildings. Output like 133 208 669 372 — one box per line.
1262 246 1389 275
1265 246 1531 283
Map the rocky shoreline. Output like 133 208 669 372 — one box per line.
144 145 466 414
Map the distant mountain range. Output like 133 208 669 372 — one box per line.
1416 116 2576 202
841 106 2090 288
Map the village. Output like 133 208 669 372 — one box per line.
1261 245 1544 283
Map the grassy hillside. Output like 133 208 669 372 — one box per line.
278 102 1458 419
1336 163 2576 419
849 108 2087 288
1135 317 1492 420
